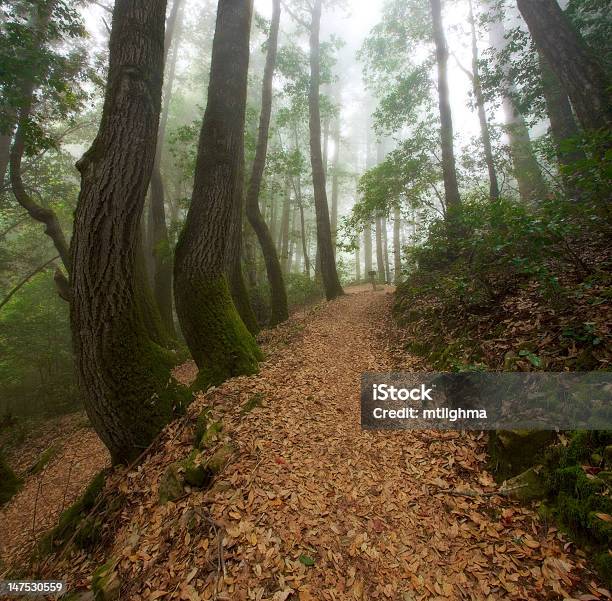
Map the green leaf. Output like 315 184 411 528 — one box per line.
299 554 315 567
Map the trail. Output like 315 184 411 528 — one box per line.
49 287 602 599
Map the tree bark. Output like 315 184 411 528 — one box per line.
517 0 612 132
489 17 547 204
375 216 385 283
292 174 311 277
245 0 288 326
174 0 262 389
364 221 372 275
70 0 188 465
279 178 291 274
468 0 499 201
148 0 184 339
429 0 461 209
382 216 391 283
308 0 343 300
330 116 340 253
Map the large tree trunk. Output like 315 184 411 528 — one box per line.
174 0 261 390
70 0 189 465
245 0 288 326
148 0 183 340
393 205 401 283
468 0 499 201
490 18 547 204
308 0 343 300
538 50 585 176
429 0 461 209
517 0 612 132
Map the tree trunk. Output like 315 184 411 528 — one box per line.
293 175 311 277
538 50 585 175
174 0 261 389
330 116 340 253
308 0 343 300
382 216 391 283
490 18 547 204
245 0 288 326
393 205 401 283
148 0 184 340
517 0 612 132
429 0 461 209
0 132 12 188
355 244 361 282
375 216 385 283
70 0 189 465
364 222 372 275
468 0 499 201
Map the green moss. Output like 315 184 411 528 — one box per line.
158 463 184 504
92 555 121 601
0 453 21 506
198 421 223 449
193 408 212 446
177 276 263 392
181 450 211 488
28 444 59 475
594 552 612 588
207 444 235 474
241 392 265 414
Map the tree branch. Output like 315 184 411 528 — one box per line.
0 255 60 311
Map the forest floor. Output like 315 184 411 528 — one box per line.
2 285 609 599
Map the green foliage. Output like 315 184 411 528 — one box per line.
0 451 21 506
0 271 78 417
285 273 324 308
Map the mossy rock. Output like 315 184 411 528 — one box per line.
207 444 235 474
241 392 264 414
0 453 22 506
198 421 223 449
193 408 212 446
500 467 546 502
28 444 60 475
182 450 211 488
488 430 556 482
36 471 106 557
92 556 121 601
158 463 184 504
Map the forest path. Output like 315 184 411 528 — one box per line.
181 285 597 600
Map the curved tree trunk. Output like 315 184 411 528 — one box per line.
308 0 343 300
429 0 461 209
245 0 288 326
174 0 262 390
148 0 184 340
70 0 189 465
517 0 612 133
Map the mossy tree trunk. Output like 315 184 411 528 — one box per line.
245 0 288 326
517 0 612 133
174 0 262 389
307 0 343 300
70 0 190 465
429 0 461 209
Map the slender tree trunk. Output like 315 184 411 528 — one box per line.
71 0 189 465
538 50 585 176
245 0 287 325
174 0 261 389
382 216 391 283
330 116 340 253
0 132 12 187
393 205 401 283
287 205 297 275
364 222 372 275
375 216 385 283
279 178 290 275
308 0 343 300
148 0 183 339
468 0 499 200
517 0 612 132
355 244 361 282
490 18 547 203
429 0 461 208
293 175 311 277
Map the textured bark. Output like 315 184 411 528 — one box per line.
393 205 401 283
245 0 287 326
308 0 343 300
174 0 261 388
429 0 461 209
468 0 499 200
70 0 189 465
490 18 547 204
517 0 612 132
538 51 585 170
148 0 183 339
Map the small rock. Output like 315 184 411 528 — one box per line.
500 466 546 502
158 464 184 504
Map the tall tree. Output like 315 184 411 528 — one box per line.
429 0 461 209
70 0 188 465
489 17 547 204
307 0 344 300
393 205 401 282
330 114 341 252
517 0 612 132
245 0 288 326
174 0 262 388
148 0 184 339
375 215 385 284
363 223 372 276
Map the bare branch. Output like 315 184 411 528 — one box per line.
0 255 60 311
